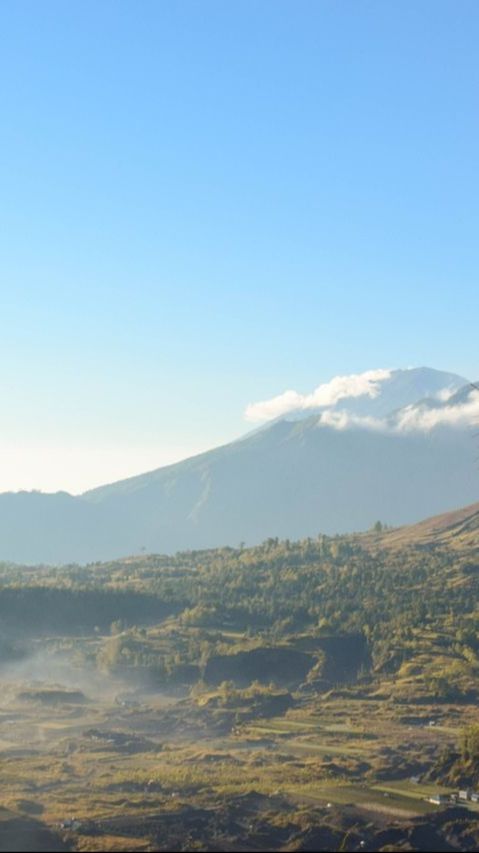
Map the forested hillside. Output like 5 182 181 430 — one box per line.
2 500 479 699
2 501 479 851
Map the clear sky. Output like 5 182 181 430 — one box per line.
1 0 478 493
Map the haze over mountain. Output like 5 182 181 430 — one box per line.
1 366 478 565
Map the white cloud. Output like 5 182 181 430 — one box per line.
394 390 479 433
435 386 457 402
318 410 386 431
245 368 393 423
314 388 479 435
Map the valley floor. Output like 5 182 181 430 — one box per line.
2 669 479 852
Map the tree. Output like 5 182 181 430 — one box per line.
461 725 479 763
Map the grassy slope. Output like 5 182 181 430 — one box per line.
363 499 479 551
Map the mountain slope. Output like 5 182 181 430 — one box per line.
82 414 478 554
0 367 477 564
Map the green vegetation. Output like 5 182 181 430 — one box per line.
2 524 479 697
1 507 479 850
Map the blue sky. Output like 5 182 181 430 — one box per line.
1 0 478 492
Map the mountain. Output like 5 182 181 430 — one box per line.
0 490 117 565
0 367 477 564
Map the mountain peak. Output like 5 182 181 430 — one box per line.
245 366 469 425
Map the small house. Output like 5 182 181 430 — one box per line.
429 794 449 805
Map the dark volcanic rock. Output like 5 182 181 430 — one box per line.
203 646 315 687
